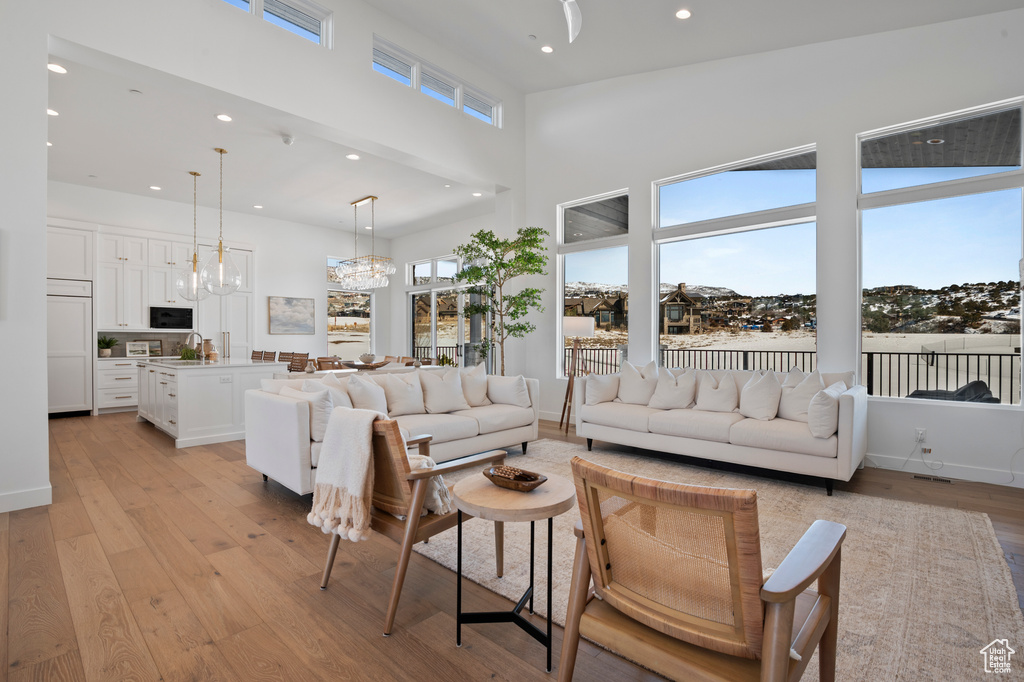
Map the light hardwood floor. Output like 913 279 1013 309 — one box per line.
2 413 1022 681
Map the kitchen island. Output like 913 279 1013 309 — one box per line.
137 358 287 448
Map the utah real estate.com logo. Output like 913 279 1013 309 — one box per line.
980 639 1015 674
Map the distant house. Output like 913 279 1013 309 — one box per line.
660 283 704 334
564 293 628 329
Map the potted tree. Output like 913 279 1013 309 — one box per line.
454 227 548 376
97 335 119 357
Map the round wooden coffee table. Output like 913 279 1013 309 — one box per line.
453 472 576 673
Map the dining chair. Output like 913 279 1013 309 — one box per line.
262 351 277 361
251 350 263 361
288 352 309 372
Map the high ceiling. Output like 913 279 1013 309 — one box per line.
45 1 1024 237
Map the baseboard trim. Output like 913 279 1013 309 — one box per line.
864 452 1024 489
0 484 53 513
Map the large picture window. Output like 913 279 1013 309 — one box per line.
408 256 488 367
859 103 1023 404
326 290 371 357
655 148 817 371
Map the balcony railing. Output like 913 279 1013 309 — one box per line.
563 346 1020 404
413 345 461 363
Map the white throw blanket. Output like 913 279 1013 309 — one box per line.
307 407 453 541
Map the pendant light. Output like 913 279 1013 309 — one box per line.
175 171 211 301
201 147 242 296
334 195 396 290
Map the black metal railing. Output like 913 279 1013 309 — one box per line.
413 345 461 364
563 346 1021 404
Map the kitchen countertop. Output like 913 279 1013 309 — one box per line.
135 358 289 370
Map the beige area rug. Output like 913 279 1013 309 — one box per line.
414 439 1024 681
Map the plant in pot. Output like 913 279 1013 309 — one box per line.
97 335 119 357
454 227 548 376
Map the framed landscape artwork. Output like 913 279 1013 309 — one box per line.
126 341 150 357
269 296 315 334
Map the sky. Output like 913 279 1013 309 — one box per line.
565 168 1022 297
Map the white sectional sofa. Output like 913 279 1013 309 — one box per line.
573 363 867 493
245 365 539 496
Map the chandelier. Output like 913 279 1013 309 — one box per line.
175 170 211 301
334 195 396 290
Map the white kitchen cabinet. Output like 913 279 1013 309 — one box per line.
95 357 141 411
47 227 94 280
98 234 148 265
149 239 192 269
197 290 252 361
47 279 93 413
97 261 148 330
148 267 192 307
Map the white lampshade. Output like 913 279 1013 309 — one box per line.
563 316 595 338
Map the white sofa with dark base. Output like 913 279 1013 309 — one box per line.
573 363 867 493
245 365 539 496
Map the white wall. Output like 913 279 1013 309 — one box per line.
49 181 385 358
524 10 1024 487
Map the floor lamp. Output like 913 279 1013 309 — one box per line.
560 316 596 434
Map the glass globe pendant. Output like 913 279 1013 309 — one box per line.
201 148 241 296
176 171 210 301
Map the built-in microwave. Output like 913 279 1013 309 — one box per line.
150 306 193 330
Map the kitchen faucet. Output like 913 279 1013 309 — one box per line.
184 332 204 361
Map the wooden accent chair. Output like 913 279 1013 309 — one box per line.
317 356 343 370
278 352 293 366
288 352 309 372
319 420 507 636
262 351 277 361
558 457 846 682
398 356 417 366
251 350 264 361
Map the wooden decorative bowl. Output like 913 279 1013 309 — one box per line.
342 360 390 370
483 466 548 492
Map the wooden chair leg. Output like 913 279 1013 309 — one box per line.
760 600 796 682
818 549 842 682
383 478 428 636
319 533 341 590
557 535 591 682
494 521 504 578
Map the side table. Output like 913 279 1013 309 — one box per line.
453 472 576 673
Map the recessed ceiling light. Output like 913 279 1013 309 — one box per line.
128 89 143 95
47 108 59 116
472 192 483 197
47 141 52 147
346 153 360 160
675 9 692 19
364 225 373 230
927 138 945 145
47 63 67 74
444 184 452 188
217 114 232 122
149 186 161 191
573 232 583 237
253 205 263 209
541 45 554 54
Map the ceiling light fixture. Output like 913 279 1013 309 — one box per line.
149 186 161 191
558 0 582 43
927 138 945 145
253 204 263 209
47 109 59 116
346 153 360 160
200 148 242 296
675 9 692 19
334 195 395 290
472 192 483 197
541 45 554 54
47 63 67 74
176 171 211 302
444 184 451 188
216 114 232 122
47 142 52 147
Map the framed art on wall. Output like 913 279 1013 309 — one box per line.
269 296 315 334
126 341 150 357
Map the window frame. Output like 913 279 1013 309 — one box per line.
325 287 375 357
221 0 333 47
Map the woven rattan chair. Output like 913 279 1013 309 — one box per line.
251 350 263 361
278 352 293 366
558 457 846 682
262 351 277 361
317 356 343 370
319 420 507 635
288 352 309 372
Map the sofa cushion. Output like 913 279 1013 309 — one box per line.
739 371 782 421
453 404 535 434
729 418 837 458
585 373 620 405
821 371 856 390
420 368 471 413
648 409 745 443
311 441 322 468
460 363 492 406
280 386 332 442
260 378 313 394
347 374 388 413
487 375 532 408
305 378 352 410
778 369 823 423
695 371 739 413
648 368 696 410
392 413 480 444
579 403 659 432
617 360 658 405
808 382 846 439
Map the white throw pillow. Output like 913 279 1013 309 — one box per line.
821 371 856 390
739 371 782 421
695 371 739 413
347 374 388 413
778 369 824 422
648 368 696 410
807 382 846 438
617 360 659 405
259 378 309 394
321 372 350 390
585 373 620 405
280 386 333 442
460 363 492 406
304 378 352 410
420 369 471 413
380 372 426 417
487 375 532 409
